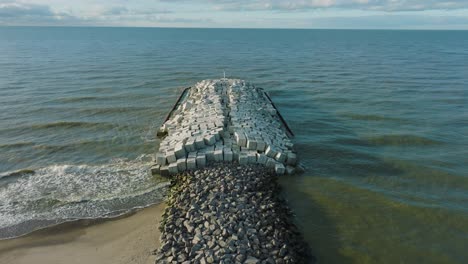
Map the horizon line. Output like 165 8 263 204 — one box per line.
1 25 467 31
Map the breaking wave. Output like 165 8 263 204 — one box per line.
0 155 169 239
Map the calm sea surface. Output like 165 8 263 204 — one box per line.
0 27 467 263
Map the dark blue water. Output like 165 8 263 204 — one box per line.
0 27 467 263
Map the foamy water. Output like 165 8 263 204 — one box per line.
0 156 169 238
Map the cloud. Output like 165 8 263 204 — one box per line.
1 0 468 28
207 0 468 12
101 6 172 16
0 2 176 26
305 14 468 29
0 2 76 24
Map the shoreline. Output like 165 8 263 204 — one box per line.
0 203 165 264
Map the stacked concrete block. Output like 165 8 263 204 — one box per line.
196 154 206 168
168 163 178 174
256 153 268 165
174 144 186 159
275 152 287 163
275 163 286 175
151 79 298 176
167 151 177 163
286 166 296 175
150 164 160 175
160 165 169 177
238 152 248 165
224 148 233 162
287 153 297 165
187 157 196 170
176 158 187 171
156 153 167 166
214 148 223 161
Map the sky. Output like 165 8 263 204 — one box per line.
1 0 468 29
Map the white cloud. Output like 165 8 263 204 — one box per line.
0 2 78 24
208 0 468 12
1 0 468 28
0 1 176 25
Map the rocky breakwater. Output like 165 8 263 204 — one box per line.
155 164 311 264
151 79 311 263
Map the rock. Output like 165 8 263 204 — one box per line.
279 245 288 257
245 256 259 264
235 253 246 263
184 220 194 233
155 164 311 263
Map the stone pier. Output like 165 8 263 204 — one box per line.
151 80 311 264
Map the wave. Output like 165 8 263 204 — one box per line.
340 113 407 122
0 121 135 135
78 106 155 116
0 169 35 180
0 156 170 239
366 135 443 146
30 121 116 130
0 142 35 149
55 96 99 103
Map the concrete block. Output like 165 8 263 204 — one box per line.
206 149 215 162
168 163 179 175
256 140 266 152
235 131 247 147
167 151 177 163
285 142 294 150
213 130 221 141
176 158 187 171
256 153 268 165
266 158 276 169
286 166 295 175
156 153 167 165
150 164 160 176
184 140 196 152
247 138 257 150
275 163 286 175
238 153 248 165
160 165 169 177
265 146 277 158
196 154 206 168
188 152 198 158
214 149 224 161
174 144 186 159
224 149 233 161
275 152 287 163
195 136 205 149
247 152 257 164
286 153 297 165
204 134 216 146
232 144 240 152
187 157 197 170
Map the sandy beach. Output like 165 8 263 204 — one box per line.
0 203 165 264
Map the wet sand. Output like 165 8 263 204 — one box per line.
0 203 165 264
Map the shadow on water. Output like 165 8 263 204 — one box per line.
283 98 405 178
274 96 408 264
279 178 355 264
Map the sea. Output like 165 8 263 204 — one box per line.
0 27 467 263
